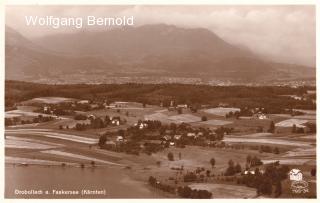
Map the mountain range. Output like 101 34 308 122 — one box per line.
5 24 315 85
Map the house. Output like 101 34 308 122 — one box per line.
170 100 175 107
113 101 128 108
244 170 255 175
111 120 120 126
162 135 172 141
252 112 268 120
177 104 188 109
116 136 124 142
90 104 99 109
88 114 96 119
187 132 196 138
174 134 182 140
78 100 90 104
134 122 148 129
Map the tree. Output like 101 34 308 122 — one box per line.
167 152 174 161
274 181 282 197
273 147 280 154
257 178 272 195
246 155 252 165
201 116 208 121
206 170 211 177
235 163 242 173
98 134 107 147
268 121 275 133
225 159 236 176
210 158 216 169
292 124 297 133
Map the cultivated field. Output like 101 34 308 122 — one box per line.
189 183 257 198
203 107 240 116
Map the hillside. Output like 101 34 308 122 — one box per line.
5 24 315 84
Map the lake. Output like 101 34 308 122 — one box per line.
5 164 162 198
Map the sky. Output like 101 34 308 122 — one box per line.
6 5 316 67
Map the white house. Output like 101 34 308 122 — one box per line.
116 136 124 142
177 104 188 108
289 169 303 181
174 135 182 140
78 100 90 104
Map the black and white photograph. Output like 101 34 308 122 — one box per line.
3 3 317 199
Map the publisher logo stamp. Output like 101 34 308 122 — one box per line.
289 169 309 194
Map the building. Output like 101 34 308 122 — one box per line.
177 104 188 108
174 134 182 140
116 136 124 142
252 112 268 120
78 100 90 104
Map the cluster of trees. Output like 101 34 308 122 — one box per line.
103 140 141 155
148 176 175 194
5 115 54 126
167 152 174 161
225 111 240 119
75 115 123 131
177 186 212 199
143 143 164 155
224 160 242 176
149 175 213 198
237 163 289 197
292 122 316 134
267 121 275 133
246 155 263 168
183 172 197 182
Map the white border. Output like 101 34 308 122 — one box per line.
0 1 318 203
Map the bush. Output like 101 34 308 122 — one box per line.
167 152 174 161
74 114 87 120
201 116 208 121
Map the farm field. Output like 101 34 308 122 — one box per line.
189 183 257 198
23 97 77 104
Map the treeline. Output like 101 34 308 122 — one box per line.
5 114 54 126
6 81 315 111
148 176 212 198
237 162 289 197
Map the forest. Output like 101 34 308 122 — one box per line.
5 80 316 113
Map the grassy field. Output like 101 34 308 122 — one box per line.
23 97 77 104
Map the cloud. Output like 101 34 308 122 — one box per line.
6 5 315 67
